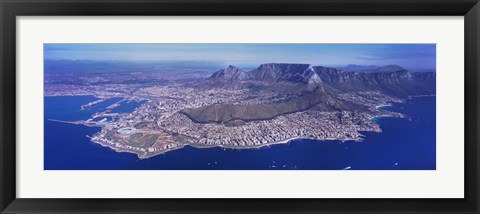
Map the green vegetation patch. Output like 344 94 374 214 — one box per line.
129 133 143 140
126 133 159 148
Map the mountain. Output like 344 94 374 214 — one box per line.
248 63 317 83
338 64 408 73
374 65 407 73
181 87 366 126
339 64 379 72
314 65 435 96
207 63 435 97
209 63 320 83
206 63 324 90
209 65 249 82
189 63 435 125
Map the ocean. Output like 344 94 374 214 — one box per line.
44 96 436 170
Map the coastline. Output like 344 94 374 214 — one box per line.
50 113 383 160
90 134 363 160
189 135 363 150
48 96 425 160
91 130 367 159
44 90 436 170
89 137 186 159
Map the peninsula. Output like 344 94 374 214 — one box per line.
45 63 435 159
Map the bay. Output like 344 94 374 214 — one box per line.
44 96 436 170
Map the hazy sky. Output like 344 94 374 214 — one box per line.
44 44 436 70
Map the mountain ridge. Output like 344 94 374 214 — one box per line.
208 63 435 97
187 62 436 125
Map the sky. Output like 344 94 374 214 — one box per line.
44 44 436 70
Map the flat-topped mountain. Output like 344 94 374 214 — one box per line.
248 63 316 83
374 65 407 73
209 63 319 84
339 64 379 72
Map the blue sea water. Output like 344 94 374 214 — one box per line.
44 96 436 170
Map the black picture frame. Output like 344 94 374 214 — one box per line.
1 0 479 213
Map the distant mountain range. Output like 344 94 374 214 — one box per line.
337 64 435 73
183 63 436 125
44 59 223 73
206 63 435 97
337 64 381 72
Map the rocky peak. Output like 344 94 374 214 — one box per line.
308 72 322 85
210 65 249 81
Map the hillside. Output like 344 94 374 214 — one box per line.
183 63 435 125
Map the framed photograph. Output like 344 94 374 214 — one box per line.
1 0 479 213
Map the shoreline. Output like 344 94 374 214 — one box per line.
89 138 187 160
90 133 364 160
188 135 362 150
52 116 380 160
48 94 429 160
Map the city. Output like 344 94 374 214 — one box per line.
45 63 422 159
